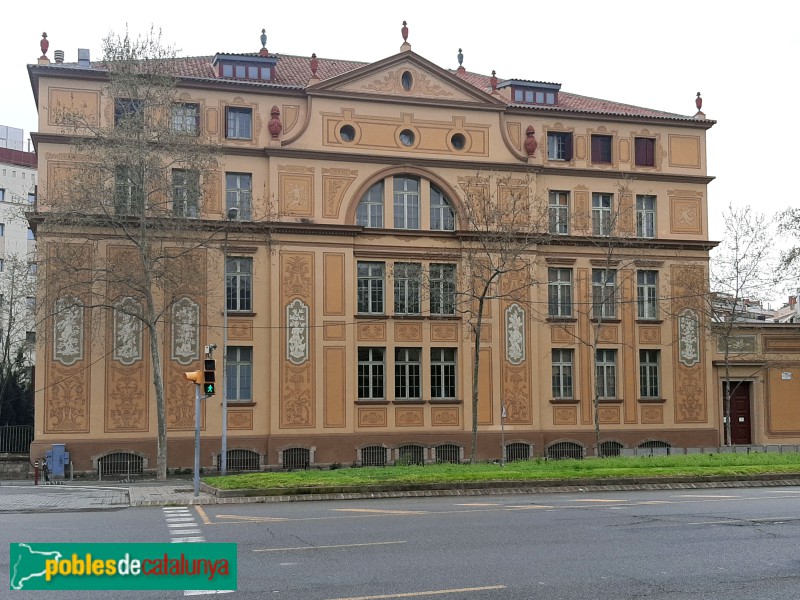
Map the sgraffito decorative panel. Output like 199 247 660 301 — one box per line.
395 322 422 343
171 298 200 366
106 295 148 432
396 407 424 427
431 323 458 342
280 252 315 429
671 266 707 423
678 310 700 367
322 169 358 219
641 406 664 424
553 406 577 425
431 407 459 426
227 410 253 430
357 322 386 341
358 407 387 427
505 303 525 365
278 166 315 217
599 406 620 424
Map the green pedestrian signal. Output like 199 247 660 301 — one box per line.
203 359 216 396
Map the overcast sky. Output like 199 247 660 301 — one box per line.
2 1 797 299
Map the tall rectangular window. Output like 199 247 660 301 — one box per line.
634 137 656 167
430 263 456 316
639 349 660 398
430 186 455 231
172 169 200 218
592 193 612 236
637 271 659 320
225 107 252 140
431 348 456 399
0 223 4 236
548 268 573 317
395 348 421 400
225 173 252 220
357 261 385 314
595 349 617 398
358 348 385 399
552 349 574 399
0 189 5 202
547 131 573 161
356 181 384 228
171 103 200 134
115 165 144 216
591 134 613 163
226 257 252 312
114 98 144 129
27 228 35 240
592 269 617 319
226 346 252 402
636 195 656 238
549 191 570 235
393 176 420 229
394 262 421 315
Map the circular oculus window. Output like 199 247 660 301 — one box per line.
450 133 467 151
339 124 356 142
401 71 413 91
399 129 415 147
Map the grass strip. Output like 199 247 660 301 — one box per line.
203 453 800 491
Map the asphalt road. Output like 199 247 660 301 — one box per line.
2 486 800 599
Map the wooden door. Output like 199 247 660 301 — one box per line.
725 382 752 445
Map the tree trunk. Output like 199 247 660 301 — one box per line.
145 300 168 480
470 296 485 464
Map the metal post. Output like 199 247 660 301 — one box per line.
194 382 201 497
500 403 507 467
221 206 237 477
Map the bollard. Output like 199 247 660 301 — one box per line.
34 460 39 486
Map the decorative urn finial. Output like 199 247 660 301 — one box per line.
268 105 282 139
695 92 702 111
310 53 318 77
524 125 538 157
457 48 463 67
401 20 409 42
259 29 268 56
40 32 49 58
490 70 498 92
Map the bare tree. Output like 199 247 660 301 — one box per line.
453 173 548 463
37 29 229 479
709 205 775 445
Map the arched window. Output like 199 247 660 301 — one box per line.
361 445 387 467
356 181 384 228
506 442 531 462
282 447 310 470
547 441 584 460
599 441 624 457
397 444 425 465
216 449 260 471
430 185 455 231
435 444 461 464
98 452 144 476
393 176 420 229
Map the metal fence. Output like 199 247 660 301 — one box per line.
0 425 34 453
98 452 144 478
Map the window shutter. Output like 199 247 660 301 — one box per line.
591 136 601 162
564 134 573 161
634 138 645 165
646 138 655 166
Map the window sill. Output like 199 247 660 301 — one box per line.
392 314 425 320
356 399 388 405
428 398 462 404
598 398 623 404
636 319 663 325
228 311 256 318
549 398 579 404
429 315 460 320
638 397 667 404
590 318 621 324
225 401 256 407
547 316 577 323
355 313 388 319
392 399 425 405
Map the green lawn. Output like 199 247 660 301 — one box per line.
203 453 800 492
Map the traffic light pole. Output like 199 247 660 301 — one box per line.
194 382 202 497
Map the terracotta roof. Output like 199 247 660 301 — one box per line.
0 147 37 168
38 53 699 121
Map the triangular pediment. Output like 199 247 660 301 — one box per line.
309 51 504 107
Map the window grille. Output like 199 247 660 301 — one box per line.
435 444 461 464
397 444 425 465
282 447 310 470
638 440 671 449
98 452 143 476
547 442 584 460
361 445 387 467
505 442 531 462
599 441 624 457
216 449 260 472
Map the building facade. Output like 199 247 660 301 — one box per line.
29 27 720 472
0 141 37 380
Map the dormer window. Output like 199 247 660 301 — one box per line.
499 79 561 106
214 53 277 82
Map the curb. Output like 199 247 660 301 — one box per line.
126 475 800 507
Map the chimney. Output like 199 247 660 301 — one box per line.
54 50 64 63
790 295 797 307
77 48 91 68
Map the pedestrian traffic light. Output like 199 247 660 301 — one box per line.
203 358 216 396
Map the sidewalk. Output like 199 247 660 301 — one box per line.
3 474 800 512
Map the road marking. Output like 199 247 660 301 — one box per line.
573 499 626 503
254 541 407 553
325 584 506 599
505 505 553 510
454 503 500 506
676 494 740 499
335 508 428 515
171 537 206 543
195 505 212 525
215 514 288 522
